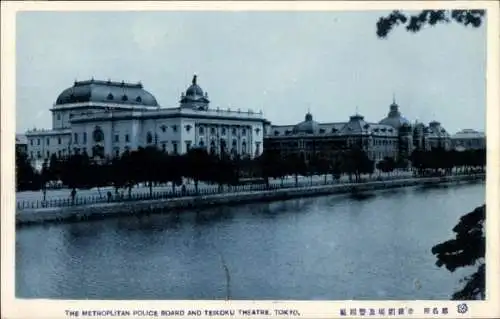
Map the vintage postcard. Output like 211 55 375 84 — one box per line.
1 1 499 319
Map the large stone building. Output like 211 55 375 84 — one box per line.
264 98 453 163
450 129 486 151
25 75 267 168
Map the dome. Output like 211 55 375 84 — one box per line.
186 75 204 96
293 112 320 134
378 100 411 129
55 79 159 107
180 75 210 105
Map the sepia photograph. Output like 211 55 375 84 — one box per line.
2 1 499 319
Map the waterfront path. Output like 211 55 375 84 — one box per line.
17 171 416 203
16 173 485 225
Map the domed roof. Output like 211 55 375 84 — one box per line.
379 100 411 129
180 75 209 104
293 112 320 134
55 79 159 107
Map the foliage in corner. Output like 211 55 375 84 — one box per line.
431 204 486 300
376 10 486 38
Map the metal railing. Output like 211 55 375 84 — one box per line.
16 171 484 210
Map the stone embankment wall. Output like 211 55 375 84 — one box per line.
16 174 485 226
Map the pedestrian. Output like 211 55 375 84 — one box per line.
71 188 76 204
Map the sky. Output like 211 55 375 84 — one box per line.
16 10 486 134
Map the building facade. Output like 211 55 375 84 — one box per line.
264 99 453 163
15 134 28 155
26 76 267 168
450 129 486 151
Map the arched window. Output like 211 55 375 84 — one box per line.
122 95 128 101
242 141 247 154
93 126 104 142
199 140 205 147
146 132 153 144
136 96 142 103
210 140 216 154
107 93 114 100
199 127 204 135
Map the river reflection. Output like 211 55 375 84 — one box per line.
16 183 484 300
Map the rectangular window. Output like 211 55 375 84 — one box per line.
173 125 178 132
58 137 62 145
125 134 130 142
46 151 50 158
37 151 41 158
114 135 119 143
83 132 87 143
173 143 178 154
115 148 120 158
186 141 192 151
162 143 166 151
73 133 78 144
46 138 50 146
30 139 33 146
37 139 40 146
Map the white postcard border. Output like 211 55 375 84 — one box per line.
1 1 499 319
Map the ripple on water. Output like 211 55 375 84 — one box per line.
16 183 485 300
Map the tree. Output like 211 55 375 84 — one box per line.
257 150 286 188
15 150 39 191
340 147 373 182
164 154 183 194
284 153 307 187
376 10 486 38
60 153 90 192
431 205 485 300
48 153 62 182
40 158 50 201
376 156 396 175
183 148 212 194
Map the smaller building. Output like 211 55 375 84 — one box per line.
15 134 28 155
450 129 486 151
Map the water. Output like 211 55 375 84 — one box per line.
16 182 485 300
